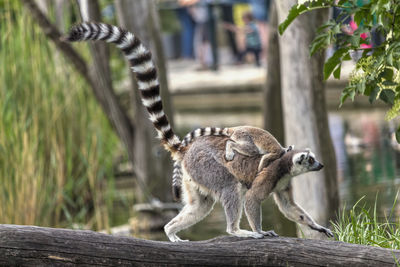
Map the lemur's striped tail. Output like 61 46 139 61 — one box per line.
181 127 230 147
64 22 181 154
172 161 182 201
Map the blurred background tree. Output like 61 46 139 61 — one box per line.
114 0 174 202
275 0 339 238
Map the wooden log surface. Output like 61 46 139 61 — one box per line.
0 224 399 266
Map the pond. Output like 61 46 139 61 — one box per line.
129 107 400 241
331 110 400 220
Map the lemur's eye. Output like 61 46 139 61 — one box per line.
308 157 315 164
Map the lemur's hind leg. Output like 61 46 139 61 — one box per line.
221 184 263 239
164 180 215 242
225 136 259 161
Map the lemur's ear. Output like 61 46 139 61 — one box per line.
298 154 305 164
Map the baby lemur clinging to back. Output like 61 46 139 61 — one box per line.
65 22 333 242
182 126 294 171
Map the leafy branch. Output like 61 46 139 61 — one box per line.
279 0 400 141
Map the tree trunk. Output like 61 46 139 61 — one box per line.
263 1 296 236
115 0 174 202
263 0 284 144
0 224 398 266
76 0 136 164
276 1 339 238
35 0 48 14
54 0 67 30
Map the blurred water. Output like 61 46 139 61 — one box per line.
330 110 400 219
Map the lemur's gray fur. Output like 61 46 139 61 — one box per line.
65 22 333 242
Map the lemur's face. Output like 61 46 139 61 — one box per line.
290 149 323 176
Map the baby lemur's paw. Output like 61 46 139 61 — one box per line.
228 229 264 239
225 150 235 161
310 224 334 238
286 145 294 152
259 230 278 237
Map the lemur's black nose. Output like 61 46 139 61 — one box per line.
313 163 324 171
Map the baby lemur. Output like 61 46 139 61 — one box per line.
182 126 293 170
65 22 333 242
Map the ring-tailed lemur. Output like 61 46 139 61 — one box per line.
64 22 333 242
173 126 294 199
179 137 333 240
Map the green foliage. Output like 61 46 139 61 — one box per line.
332 193 400 250
279 0 400 138
0 1 119 229
278 0 332 35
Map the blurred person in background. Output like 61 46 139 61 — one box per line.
177 0 196 59
249 0 270 61
232 2 252 53
220 0 240 63
224 10 262 66
180 0 214 70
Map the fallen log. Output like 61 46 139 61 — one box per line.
0 224 398 266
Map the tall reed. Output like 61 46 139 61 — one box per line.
0 0 119 229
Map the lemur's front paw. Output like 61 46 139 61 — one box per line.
260 230 279 237
310 225 334 238
321 227 334 238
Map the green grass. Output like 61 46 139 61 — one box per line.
0 1 120 230
332 192 400 250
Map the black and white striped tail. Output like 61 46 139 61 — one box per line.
181 127 230 147
64 22 181 153
172 161 182 200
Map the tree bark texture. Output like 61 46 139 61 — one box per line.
276 1 339 238
0 224 398 266
115 0 173 202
